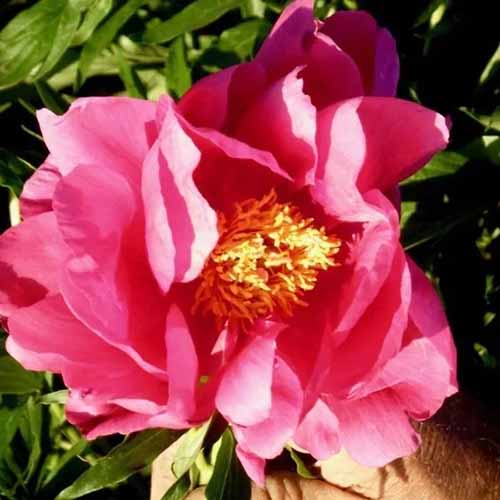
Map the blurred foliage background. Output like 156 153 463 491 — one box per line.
0 0 498 498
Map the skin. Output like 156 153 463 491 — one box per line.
150 393 500 500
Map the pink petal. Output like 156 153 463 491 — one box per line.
178 62 267 131
234 67 317 186
53 164 135 337
159 95 292 185
6 295 168 409
232 357 303 459
143 98 218 292
216 333 276 426
20 158 61 218
211 325 239 362
317 97 449 197
336 193 401 335
373 28 399 97
407 258 458 392
256 0 315 80
329 391 420 467
67 399 186 439
6 294 118 373
293 398 340 460
300 32 364 109
310 191 400 348
170 105 293 213
164 304 199 420
365 334 453 420
0 212 66 317
53 164 166 378
236 445 266 487
321 10 399 96
178 66 236 129
328 243 411 395
37 97 157 185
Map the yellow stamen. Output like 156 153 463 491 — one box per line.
192 190 341 329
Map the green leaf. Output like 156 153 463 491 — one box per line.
0 356 43 395
144 0 244 44
34 81 68 115
240 0 266 18
288 448 317 479
39 439 88 493
165 36 192 99
116 50 147 98
205 429 250 500
0 406 22 459
474 342 497 369
0 149 34 197
0 0 81 89
56 429 180 499
77 0 144 89
401 151 468 185
172 420 211 479
401 200 417 230
72 0 114 46
460 106 500 133
38 390 69 405
36 1 81 78
25 398 43 481
460 136 500 166
479 43 500 87
0 102 12 114
161 472 191 500
414 0 448 28
219 20 270 60
403 208 483 251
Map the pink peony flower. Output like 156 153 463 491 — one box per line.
0 0 456 485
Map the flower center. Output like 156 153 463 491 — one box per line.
192 190 341 329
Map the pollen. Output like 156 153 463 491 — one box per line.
192 190 341 329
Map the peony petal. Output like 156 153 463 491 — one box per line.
6 294 119 373
236 445 266 487
373 28 399 97
20 158 61 218
317 97 449 197
177 66 237 129
234 67 317 186
321 10 399 96
362 334 453 420
164 304 199 420
300 32 364 109
329 391 421 467
216 333 276 427
6 295 168 409
335 192 401 336
232 357 303 459
407 258 458 392
67 404 153 439
256 0 315 80
0 212 66 317
142 97 218 293
53 164 166 377
293 398 340 460
310 191 400 347
53 164 135 339
37 97 157 185
162 94 291 185
169 105 293 213
67 398 186 439
327 242 411 395
178 62 267 131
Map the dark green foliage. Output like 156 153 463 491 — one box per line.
0 0 498 498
